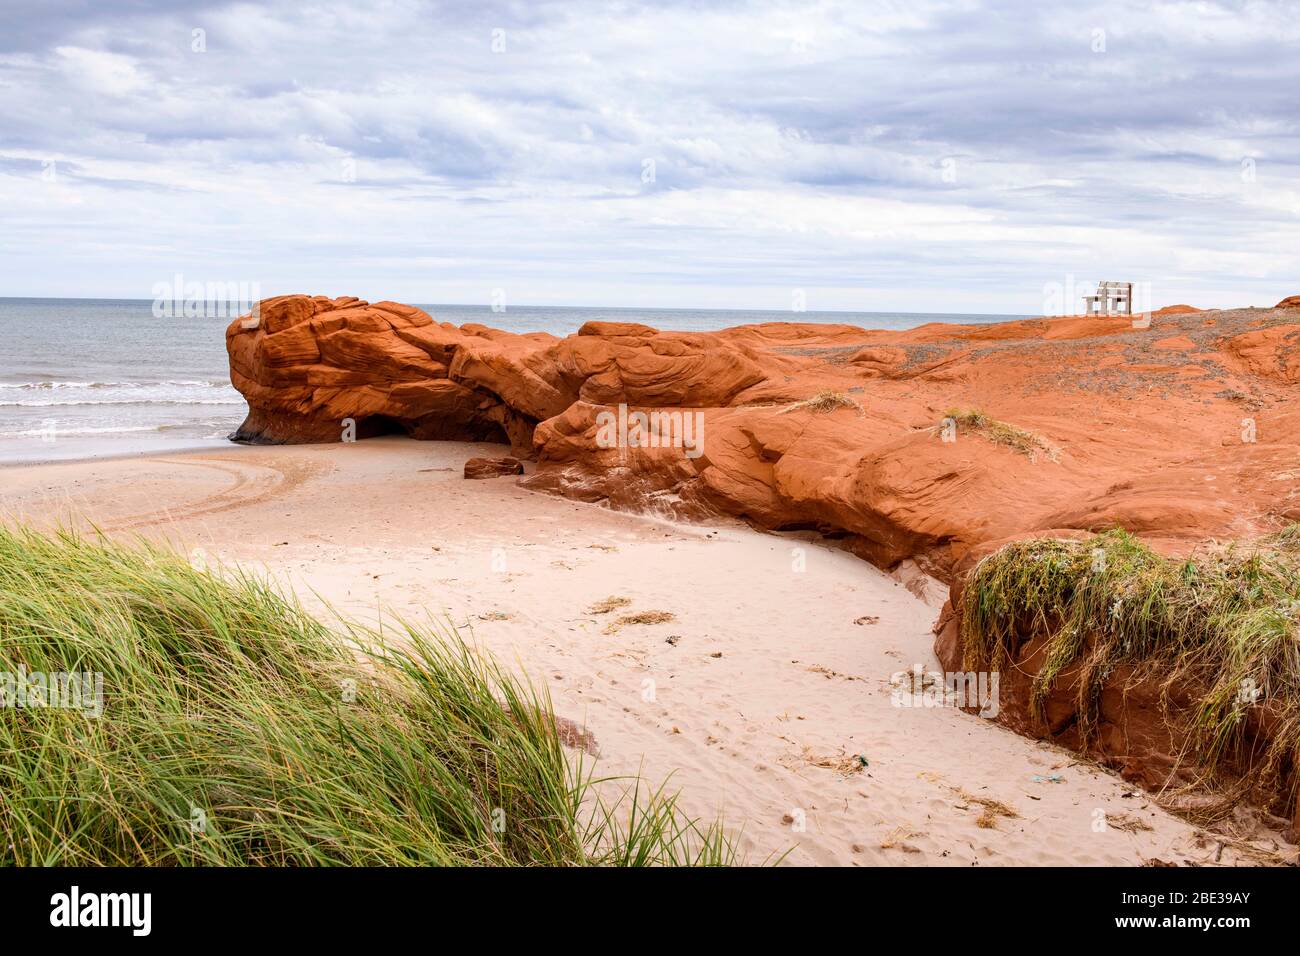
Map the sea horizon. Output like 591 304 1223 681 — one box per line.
0 294 1036 320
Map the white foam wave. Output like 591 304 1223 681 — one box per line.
0 398 243 408
2 424 166 438
0 380 228 390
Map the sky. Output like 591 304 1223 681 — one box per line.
0 0 1297 314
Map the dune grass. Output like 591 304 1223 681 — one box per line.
942 408 1058 462
0 525 732 866
961 527 1300 804
780 389 865 416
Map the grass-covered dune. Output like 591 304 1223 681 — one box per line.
947 527 1300 833
0 526 730 866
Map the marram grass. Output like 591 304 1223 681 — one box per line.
961 527 1300 805
0 526 732 866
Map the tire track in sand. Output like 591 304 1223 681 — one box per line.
100 454 328 531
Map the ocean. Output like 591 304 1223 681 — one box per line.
0 298 1028 465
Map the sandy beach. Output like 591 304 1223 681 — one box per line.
1 436 1275 866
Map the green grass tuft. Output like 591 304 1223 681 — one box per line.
0 525 733 866
961 527 1300 809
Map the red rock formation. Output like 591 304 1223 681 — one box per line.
226 295 552 449
228 295 1300 578
464 456 525 479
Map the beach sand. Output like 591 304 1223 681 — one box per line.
0 437 1273 865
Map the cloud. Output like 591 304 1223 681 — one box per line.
0 0 1296 312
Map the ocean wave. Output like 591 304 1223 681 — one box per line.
0 380 230 390
1 424 167 438
0 398 244 408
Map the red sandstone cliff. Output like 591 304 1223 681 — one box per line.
228 294 1300 578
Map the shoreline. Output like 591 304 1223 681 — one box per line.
2 436 1284 865
0 435 233 469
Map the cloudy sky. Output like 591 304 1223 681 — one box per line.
1 0 1297 313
